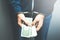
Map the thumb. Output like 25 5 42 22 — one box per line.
32 20 37 26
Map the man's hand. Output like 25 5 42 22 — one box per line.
32 14 44 31
17 12 31 27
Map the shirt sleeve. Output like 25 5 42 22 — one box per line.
9 0 22 13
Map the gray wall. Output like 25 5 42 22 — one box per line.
0 0 13 40
0 0 60 40
47 0 60 40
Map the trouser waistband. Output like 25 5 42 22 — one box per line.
23 11 38 18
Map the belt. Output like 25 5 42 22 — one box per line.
23 11 39 18
23 11 39 14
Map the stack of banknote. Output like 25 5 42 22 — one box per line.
21 17 37 38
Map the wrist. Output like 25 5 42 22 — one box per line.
37 14 45 20
17 12 26 21
17 12 24 16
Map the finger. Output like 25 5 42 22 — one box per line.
36 22 41 31
18 16 22 27
17 13 28 26
19 14 30 26
36 18 44 31
32 21 36 26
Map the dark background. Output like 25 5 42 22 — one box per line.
0 0 60 40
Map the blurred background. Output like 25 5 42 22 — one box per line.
0 0 60 40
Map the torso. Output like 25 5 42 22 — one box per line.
21 0 56 15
